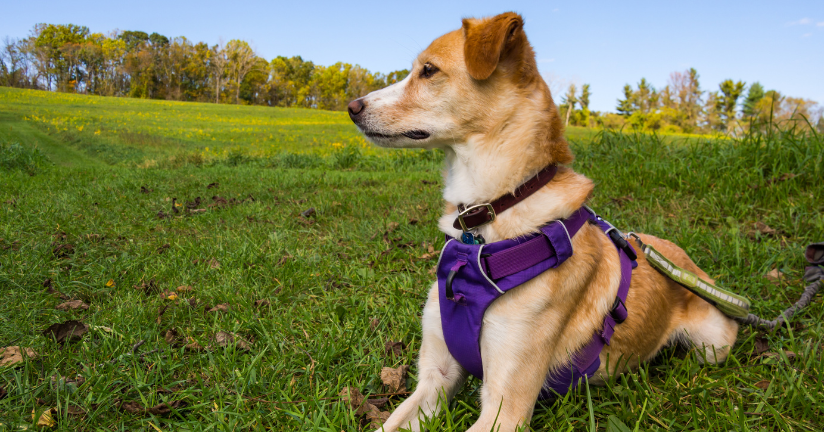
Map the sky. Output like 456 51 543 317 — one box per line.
2 0 823 112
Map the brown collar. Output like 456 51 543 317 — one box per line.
453 164 558 231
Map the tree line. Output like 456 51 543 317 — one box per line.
2 23 820 134
0 23 409 110
560 68 822 134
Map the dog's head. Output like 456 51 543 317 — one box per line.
349 12 570 164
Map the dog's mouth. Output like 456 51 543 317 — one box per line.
363 129 430 141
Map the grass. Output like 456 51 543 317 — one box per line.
0 87 823 431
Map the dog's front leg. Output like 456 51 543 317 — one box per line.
466 315 551 432
377 282 467 432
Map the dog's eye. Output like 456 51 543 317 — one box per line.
420 63 439 78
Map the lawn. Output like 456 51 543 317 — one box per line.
0 87 822 431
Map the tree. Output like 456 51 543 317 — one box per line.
210 41 229 104
742 82 765 120
579 84 591 110
716 79 745 130
616 84 634 116
562 83 577 126
225 39 256 104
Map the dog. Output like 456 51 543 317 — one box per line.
348 12 738 432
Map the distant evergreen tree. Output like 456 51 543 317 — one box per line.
616 84 634 116
742 82 765 118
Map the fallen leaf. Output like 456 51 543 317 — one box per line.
760 350 797 361
296 216 315 225
408 219 419 225
165 328 182 347
370 318 379 330
754 336 769 355
207 182 219 189
380 365 410 392
340 387 369 415
119 400 145 414
419 251 440 260
64 405 86 416
755 380 770 390
208 303 231 313
33 407 56 427
213 331 251 351
421 180 436 185
384 340 405 357
185 197 202 210
55 300 89 311
189 208 207 213
156 244 170 254
42 320 88 344
387 222 400 233
0 385 7 399
254 299 270 307
208 258 221 269
160 290 178 301
140 186 153 194
301 207 316 218
105 279 115 287
134 279 160 295
184 337 204 352
365 406 391 428
147 400 187 416
176 285 194 292
367 397 389 409
0 346 37 367
52 243 74 259
763 268 784 283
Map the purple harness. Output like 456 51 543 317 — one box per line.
437 207 637 398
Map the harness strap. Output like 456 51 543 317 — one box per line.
542 214 635 397
482 209 589 280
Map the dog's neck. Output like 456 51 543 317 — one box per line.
438 136 593 242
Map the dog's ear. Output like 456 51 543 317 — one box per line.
462 12 524 81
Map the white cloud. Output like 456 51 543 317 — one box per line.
787 17 812 26
817 21 824 27
802 32 813 38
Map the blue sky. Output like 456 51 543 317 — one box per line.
3 0 822 112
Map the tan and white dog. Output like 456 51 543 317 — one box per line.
348 12 738 432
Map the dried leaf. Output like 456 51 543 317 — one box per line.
42 320 88 344
165 328 182 347
754 380 770 390
207 182 219 189
0 385 6 400
176 285 194 292
147 400 187 416
365 405 391 428
208 258 221 269
254 299 270 307
387 222 400 233
370 318 379 330
184 337 204 352
213 331 251 351
105 279 115 287
56 300 89 311
208 303 231 313
134 279 160 295
754 336 769 355
340 386 369 415
33 407 56 427
301 207 316 218
419 251 440 260
384 340 405 357
160 290 178 301
763 268 784 283
408 219 419 225
140 186 153 194
120 401 145 414
156 244 170 254
380 365 410 392
0 346 37 367
52 243 74 258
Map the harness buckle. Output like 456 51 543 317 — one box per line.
611 296 627 324
456 203 496 232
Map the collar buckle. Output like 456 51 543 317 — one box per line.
456 203 496 232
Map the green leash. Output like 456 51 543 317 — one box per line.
630 234 751 319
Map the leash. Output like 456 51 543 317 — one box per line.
629 235 823 332
734 243 824 331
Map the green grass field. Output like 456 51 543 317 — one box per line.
1 86 822 431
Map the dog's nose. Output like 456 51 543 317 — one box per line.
348 98 365 120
